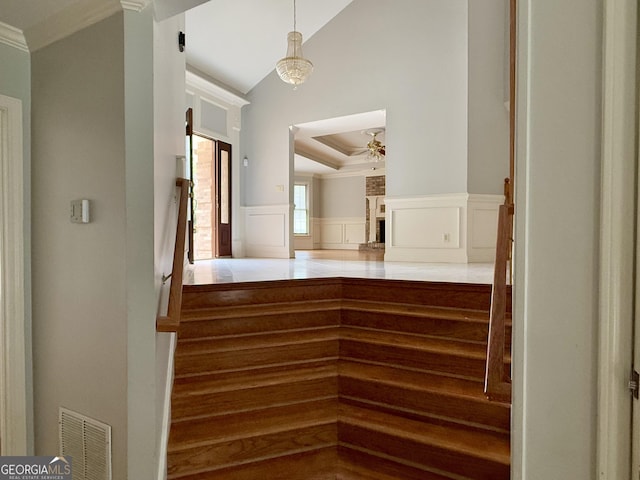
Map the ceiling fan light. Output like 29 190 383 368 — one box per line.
365 131 386 161
276 32 313 86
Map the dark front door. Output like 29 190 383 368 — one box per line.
215 141 232 257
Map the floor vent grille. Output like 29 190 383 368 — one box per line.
59 407 112 480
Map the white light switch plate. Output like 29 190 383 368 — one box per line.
70 199 90 223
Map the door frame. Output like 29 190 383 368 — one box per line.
597 0 638 477
0 93 29 455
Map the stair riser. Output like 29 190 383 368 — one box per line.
174 341 339 377
341 279 499 311
172 376 338 420
168 424 337 478
169 399 337 450
181 280 342 310
340 340 486 380
339 377 510 432
169 447 338 480
342 310 488 342
343 309 512 345
339 423 510 480
179 310 340 339
338 446 453 480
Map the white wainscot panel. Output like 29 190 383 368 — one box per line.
244 205 290 258
320 223 343 244
467 196 503 262
345 223 366 245
319 218 365 250
384 194 468 263
471 209 499 248
391 207 461 249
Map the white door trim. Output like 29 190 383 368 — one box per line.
597 0 638 478
0 93 28 455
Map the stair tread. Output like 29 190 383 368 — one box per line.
173 363 337 397
169 398 337 452
339 361 492 402
338 447 453 480
175 327 340 356
339 404 510 465
340 327 488 358
168 424 337 478
168 446 338 480
341 299 495 322
180 299 342 320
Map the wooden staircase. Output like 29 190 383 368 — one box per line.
167 278 511 479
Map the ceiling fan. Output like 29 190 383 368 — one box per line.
355 128 386 161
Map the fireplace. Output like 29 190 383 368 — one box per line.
378 219 385 243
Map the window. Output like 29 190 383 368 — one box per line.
294 184 309 235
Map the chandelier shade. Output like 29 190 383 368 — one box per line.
276 0 313 86
276 32 313 85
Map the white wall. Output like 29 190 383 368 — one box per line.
152 11 186 480
513 0 602 478
242 0 470 209
31 13 128 478
467 0 510 194
0 41 33 453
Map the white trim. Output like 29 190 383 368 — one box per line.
384 193 502 264
156 332 176 480
121 0 152 12
318 217 366 250
597 0 638 478
25 0 122 52
186 69 250 108
0 94 28 455
0 22 28 52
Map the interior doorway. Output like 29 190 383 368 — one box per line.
190 133 232 260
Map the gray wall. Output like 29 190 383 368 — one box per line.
31 13 128 478
467 0 510 194
320 176 365 218
243 0 472 207
0 41 33 453
514 0 602 477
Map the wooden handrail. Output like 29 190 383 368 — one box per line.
156 178 190 332
484 199 513 402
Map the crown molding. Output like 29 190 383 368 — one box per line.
121 1 153 12
186 69 250 107
25 0 123 52
0 22 28 52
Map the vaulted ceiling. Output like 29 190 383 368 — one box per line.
0 0 383 175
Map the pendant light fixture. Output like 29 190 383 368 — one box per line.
276 0 313 87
